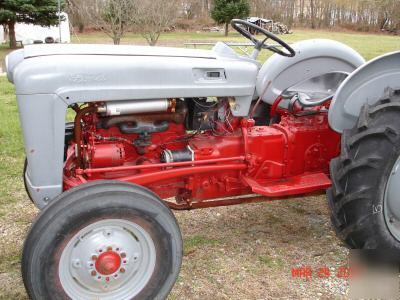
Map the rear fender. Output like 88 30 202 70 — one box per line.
329 51 400 133
256 39 365 104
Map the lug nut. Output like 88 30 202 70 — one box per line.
92 255 98 261
91 270 97 276
120 252 126 258
120 268 126 273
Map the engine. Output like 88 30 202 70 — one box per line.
64 96 340 207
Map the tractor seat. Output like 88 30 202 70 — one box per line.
281 71 349 106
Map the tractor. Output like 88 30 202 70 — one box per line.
6 19 400 299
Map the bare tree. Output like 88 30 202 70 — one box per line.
79 0 137 45
182 0 202 19
133 0 180 46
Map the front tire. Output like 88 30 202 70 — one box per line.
22 181 182 300
328 96 400 252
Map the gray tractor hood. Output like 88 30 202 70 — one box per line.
23 43 218 59
6 43 259 117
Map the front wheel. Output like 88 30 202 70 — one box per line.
328 96 400 253
22 181 182 300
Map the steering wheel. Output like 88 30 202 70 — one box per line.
231 19 295 57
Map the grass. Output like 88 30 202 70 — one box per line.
0 29 399 299
184 235 221 255
0 77 24 212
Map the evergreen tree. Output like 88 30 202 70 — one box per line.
211 0 250 36
0 0 62 48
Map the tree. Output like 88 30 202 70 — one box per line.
133 0 179 46
80 0 136 45
0 0 62 48
182 0 202 20
66 0 86 33
211 0 250 36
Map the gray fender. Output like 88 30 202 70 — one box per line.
329 51 400 133
256 39 365 104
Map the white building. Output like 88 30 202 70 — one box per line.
0 26 5 44
0 13 70 46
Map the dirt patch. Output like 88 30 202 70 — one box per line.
0 193 349 299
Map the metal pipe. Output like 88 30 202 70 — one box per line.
166 195 268 210
101 111 186 129
74 106 97 169
120 163 247 185
165 191 326 210
81 156 246 174
97 99 174 116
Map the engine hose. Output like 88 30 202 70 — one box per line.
74 106 97 169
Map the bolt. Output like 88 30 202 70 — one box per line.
43 197 50 202
120 268 126 273
92 255 98 261
107 246 113 251
72 259 81 268
91 270 97 276
120 252 127 258
390 217 395 223
104 229 113 237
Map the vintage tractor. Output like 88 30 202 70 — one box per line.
6 19 400 299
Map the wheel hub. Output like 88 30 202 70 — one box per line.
95 250 121 275
59 219 156 299
385 156 400 241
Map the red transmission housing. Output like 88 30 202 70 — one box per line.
64 101 340 210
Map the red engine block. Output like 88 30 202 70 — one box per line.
64 107 340 209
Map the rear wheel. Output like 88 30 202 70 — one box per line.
22 181 182 299
328 96 400 251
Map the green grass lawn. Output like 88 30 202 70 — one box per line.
0 77 24 214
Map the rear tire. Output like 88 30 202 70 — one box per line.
328 96 400 251
22 181 182 300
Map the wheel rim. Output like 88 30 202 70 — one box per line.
384 155 400 241
59 219 156 300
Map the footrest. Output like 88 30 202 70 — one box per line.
241 173 331 197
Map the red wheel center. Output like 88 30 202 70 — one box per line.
95 251 122 275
